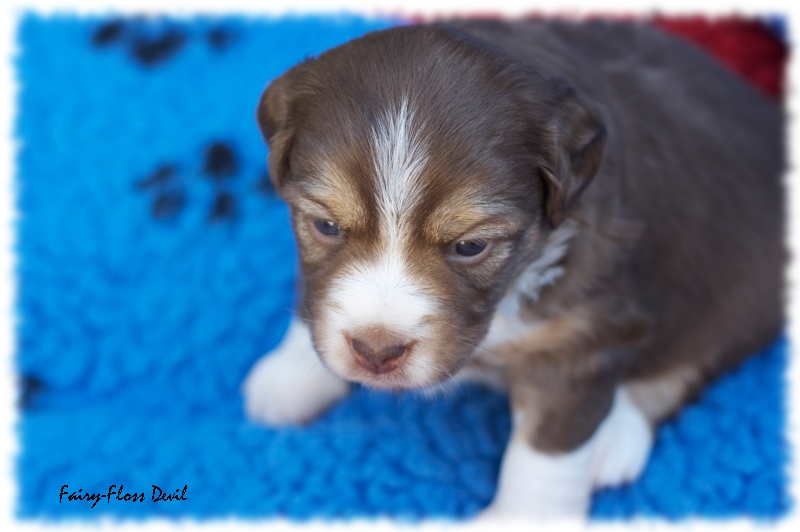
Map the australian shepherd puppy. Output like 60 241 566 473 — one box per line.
242 19 785 519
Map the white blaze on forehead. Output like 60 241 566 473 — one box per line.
370 96 429 238
320 97 438 380
333 97 433 330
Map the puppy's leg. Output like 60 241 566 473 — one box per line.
242 318 350 425
481 379 652 519
481 411 594 520
589 387 653 488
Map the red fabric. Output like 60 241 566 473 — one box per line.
654 17 787 100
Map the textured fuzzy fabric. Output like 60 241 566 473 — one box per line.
15 15 789 520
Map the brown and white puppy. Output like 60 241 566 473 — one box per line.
242 18 785 519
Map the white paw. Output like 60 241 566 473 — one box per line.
590 388 653 488
477 487 590 522
479 387 653 520
242 319 350 426
483 421 593 520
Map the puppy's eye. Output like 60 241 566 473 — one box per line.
455 239 488 257
314 219 342 238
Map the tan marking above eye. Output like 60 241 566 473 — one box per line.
422 185 529 243
427 213 528 247
282 178 368 234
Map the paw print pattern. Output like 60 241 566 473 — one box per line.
134 163 186 220
151 189 187 220
91 19 127 46
203 142 238 221
133 163 177 190
91 18 238 67
131 30 187 66
208 191 236 221
91 17 270 222
19 375 44 410
134 141 274 223
204 142 238 179
206 27 238 50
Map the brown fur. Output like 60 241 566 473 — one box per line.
256 19 785 452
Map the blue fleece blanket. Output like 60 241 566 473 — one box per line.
14 15 789 520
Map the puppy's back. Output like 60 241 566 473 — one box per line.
453 18 786 379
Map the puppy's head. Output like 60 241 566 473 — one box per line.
257 23 606 389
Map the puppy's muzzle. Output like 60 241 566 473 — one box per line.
347 328 413 375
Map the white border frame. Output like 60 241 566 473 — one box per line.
0 2 796 532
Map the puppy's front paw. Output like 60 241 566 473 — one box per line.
477 488 590 521
483 429 593 520
242 320 350 426
481 387 653 520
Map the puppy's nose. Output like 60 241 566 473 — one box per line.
349 330 410 374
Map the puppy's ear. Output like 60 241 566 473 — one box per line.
540 79 607 228
256 64 306 189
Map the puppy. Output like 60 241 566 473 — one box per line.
242 18 785 518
